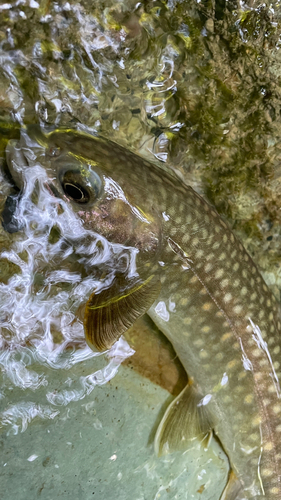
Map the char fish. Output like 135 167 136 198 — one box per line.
3 125 281 500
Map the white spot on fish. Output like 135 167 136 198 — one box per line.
215 268 224 279
180 297 188 306
224 292 232 302
196 249 204 259
215 352 224 361
162 211 170 221
273 405 281 414
155 301 170 322
233 304 243 314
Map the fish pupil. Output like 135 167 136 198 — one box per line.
63 182 89 203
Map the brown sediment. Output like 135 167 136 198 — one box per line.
123 314 187 396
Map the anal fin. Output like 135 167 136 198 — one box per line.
154 382 216 456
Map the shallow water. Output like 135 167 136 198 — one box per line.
1 0 281 499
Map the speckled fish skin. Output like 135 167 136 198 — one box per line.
5 126 281 500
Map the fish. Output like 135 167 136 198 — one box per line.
2 124 281 500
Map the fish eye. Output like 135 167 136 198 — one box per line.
59 167 102 205
62 179 89 204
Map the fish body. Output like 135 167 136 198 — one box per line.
3 125 281 500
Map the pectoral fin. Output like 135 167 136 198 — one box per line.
155 382 215 456
84 275 161 351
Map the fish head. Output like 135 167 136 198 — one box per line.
3 126 163 273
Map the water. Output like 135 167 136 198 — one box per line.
1 0 281 498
